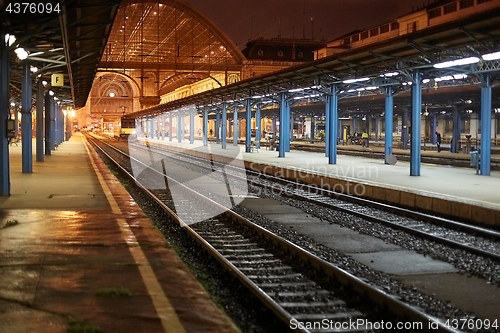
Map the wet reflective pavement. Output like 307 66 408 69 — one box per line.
0 135 238 333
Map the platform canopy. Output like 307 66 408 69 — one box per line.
0 0 120 108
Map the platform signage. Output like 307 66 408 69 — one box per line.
51 74 64 86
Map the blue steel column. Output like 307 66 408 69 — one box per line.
233 109 239 146
161 114 165 140
410 70 422 176
431 114 437 144
189 110 194 144
45 92 52 154
480 74 492 176
245 99 252 152
59 105 64 144
385 88 394 164
149 118 154 139
285 102 290 152
328 85 338 164
53 102 59 147
221 104 227 149
203 109 208 146
278 93 286 157
325 97 330 157
215 111 220 144
177 113 182 143
255 104 261 148
0 35 10 195
36 80 44 161
169 114 173 141
451 106 460 153
21 61 33 173
50 98 56 150
179 114 184 142
402 108 409 150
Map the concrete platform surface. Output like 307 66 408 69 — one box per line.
0 134 238 333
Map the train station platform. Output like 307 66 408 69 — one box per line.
0 134 238 333
140 136 500 228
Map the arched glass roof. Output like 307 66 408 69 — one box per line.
101 0 244 73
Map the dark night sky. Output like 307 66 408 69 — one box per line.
185 0 437 49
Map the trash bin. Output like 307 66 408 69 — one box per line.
470 151 478 167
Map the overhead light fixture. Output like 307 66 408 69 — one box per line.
14 47 29 60
433 57 479 68
342 77 370 84
380 72 398 77
482 51 500 61
4 34 16 46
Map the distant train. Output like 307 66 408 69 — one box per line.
316 0 499 59
116 115 136 139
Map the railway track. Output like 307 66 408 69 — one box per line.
87 134 467 332
126 138 500 264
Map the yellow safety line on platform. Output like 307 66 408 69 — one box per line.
83 138 186 333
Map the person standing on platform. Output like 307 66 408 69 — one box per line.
362 131 369 147
435 131 441 152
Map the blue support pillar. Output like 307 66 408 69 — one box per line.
325 98 330 157
53 103 59 147
44 91 54 155
21 61 33 173
255 104 261 148
169 115 173 141
278 93 287 157
410 70 422 176
203 109 208 146
451 106 461 153
215 111 220 144
221 104 227 149
310 117 315 143
233 109 238 146
0 36 10 195
36 80 44 162
59 105 64 144
285 103 290 152
402 108 409 150
384 87 394 164
480 74 492 176
48 96 57 151
177 113 183 143
245 99 252 152
149 118 154 140
189 111 194 144
431 114 437 144
328 85 338 164
289 112 293 151
181 114 185 141
161 114 165 140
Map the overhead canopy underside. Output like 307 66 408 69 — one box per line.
0 0 120 108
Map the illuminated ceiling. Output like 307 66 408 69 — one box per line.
99 0 245 96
